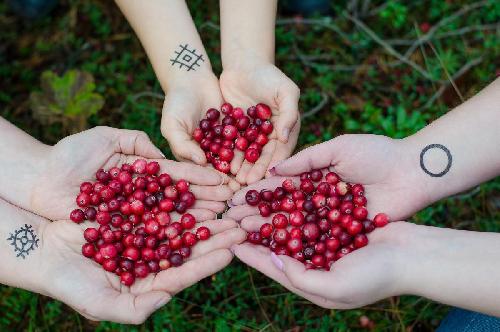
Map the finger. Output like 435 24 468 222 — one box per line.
153 249 233 294
92 127 165 159
190 184 233 202
235 161 253 185
161 119 207 165
156 160 227 186
193 218 239 235
246 140 277 184
277 255 331 297
231 177 293 205
89 289 170 324
240 215 272 232
223 204 258 221
233 244 337 308
193 200 227 213
171 209 216 222
267 121 300 177
272 140 335 176
275 83 300 143
228 178 241 192
190 228 246 259
230 150 245 175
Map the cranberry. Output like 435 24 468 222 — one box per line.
123 247 140 261
193 128 204 142
158 173 172 187
179 247 191 259
100 244 118 259
196 226 211 241
273 229 290 245
245 190 260 206
206 108 220 121
353 195 367 207
245 148 260 163
281 197 296 212
310 170 323 182
247 232 262 244
120 271 135 286
235 137 249 151
340 201 353 215
325 237 340 252
182 232 197 247
219 147 234 162
260 120 273 134
272 214 288 229
95 169 111 183
289 211 305 227
362 220 375 233
258 202 272 217
70 209 86 223
311 254 325 268
259 223 274 238
221 102 233 114
353 206 368 220
255 103 272 120
373 213 389 227
286 238 303 253
300 179 315 193
169 253 183 267
302 223 320 241
82 243 96 258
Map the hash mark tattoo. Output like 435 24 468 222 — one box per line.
420 144 453 177
170 44 204 71
7 224 39 259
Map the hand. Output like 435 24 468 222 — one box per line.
232 222 412 309
30 126 233 221
220 59 300 185
41 217 246 323
226 134 428 223
161 74 223 165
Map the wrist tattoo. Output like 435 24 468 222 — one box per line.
7 224 39 259
170 44 204 71
420 144 453 177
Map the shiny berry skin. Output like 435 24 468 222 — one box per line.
302 223 320 241
247 232 262 244
193 128 204 142
102 258 118 272
351 184 364 196
289 211 305 227
100 244 118 259
169 253 183 267
281 197 296 212
84 228 99 242
353 206 368 220
314 242 326 254
286 238 303 253
311 254 325 268
214 160 231 174
206 108 220 121
196 226 211 240
258 202 272 217
335 182 350 196
255 103 272 120
325 172 340 185
120 272 135 286
235 137 249 151
346 220 363 235
96 211 111 225
219 147 234 162
260 120 273 134
70 209 86 223
159 259 171 270
123 247 140 261
260 190 274 202
273 229 290 245
300 179 315 193
81 243 96 258
340 201 353 215
134 262 149 278
373 213 389 227
232 107 245 118
362 220 375 233
130 200 145 215
76 193 91 207
180 213 196 230
221 102 233 114
182 232 197 247
132 159 148 174
325 237 340 252
310 169 323 182
245 148 260 163
245 190 260 206
282 179 296 192
244 126 259 142
312 194 327 209
354 234 369 248
255 133 269 146
272 213 288 229
259 223 274 238
95 169 111 183
222 125 238 140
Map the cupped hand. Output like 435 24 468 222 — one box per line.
220 59 300 185
227 134 428 223
161 74 223 165
232 222 413 309
41 217 246 324
30 126 233 221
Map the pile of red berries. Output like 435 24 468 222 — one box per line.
69 159 211 286
193 103 273 173
245 169 389 270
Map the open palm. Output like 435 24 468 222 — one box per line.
30 126 233 222
41 217 245 323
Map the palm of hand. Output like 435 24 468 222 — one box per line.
220 64 300 184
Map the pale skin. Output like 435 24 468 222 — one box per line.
116 0 299 185
0 197 246 324
0 119 234 222
228 77 500 316
220 0 300 184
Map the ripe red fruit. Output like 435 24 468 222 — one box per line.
81 243 96 258
235 137 249 151
373 213 389 227
169 253 183 267
272 214 288 229
245 190 260 206
259 223 274 238
100 243 118 259
354 234 368 248
352 206 368 220
256 103 272 120
273 229 290 245
221 102 233 115
247 232 262 244
258 202 272 217
132 159 147 174
346 220 363 235
245 148 260 163
289 211 305 227
206 108 220 121
260 120 273 134
302 223 320 241
181 213 196 229
70 209 86 223
222 125 238 140
286 238 303 253
120 272 135 286
219 147 234 162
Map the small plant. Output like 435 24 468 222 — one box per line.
30 70 104 134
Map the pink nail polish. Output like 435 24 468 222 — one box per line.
271 252 284 271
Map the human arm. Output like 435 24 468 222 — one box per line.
219 0 300 184
115 0 222 164
0 120 233 221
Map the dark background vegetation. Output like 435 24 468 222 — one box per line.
1 0 499 331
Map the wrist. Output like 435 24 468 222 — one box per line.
222 46 274 71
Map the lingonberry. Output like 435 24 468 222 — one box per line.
123 247 140 261
170 253 183 267
255 103 272 120
362 220 375 233
259 223 274 238
310 169 323 182
352 206 368 220
260 120 273 134
100 243 118 259
340 201 354 215
182 232 197 247
102 259 118 272
235 137 249 151
354 234 368 248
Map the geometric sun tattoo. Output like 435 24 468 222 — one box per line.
7 224 39 259
170 44 204 71
420 143 453 177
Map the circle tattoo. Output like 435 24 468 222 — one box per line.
7 224 39 259
420 144 452 177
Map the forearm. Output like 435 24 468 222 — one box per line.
0 197 47 295
220 0 277 68
402 223 500 317
401 78 500 205
115 0 214 91
0 118 50 210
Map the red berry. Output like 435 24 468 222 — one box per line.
245 190 260 206
273 228 290 245
132 159 147 174
258 202 272 217
373 213 389 227
169 253 183 267
221 102 233 115
206 108 220 121
245 148 260 163
260 120 273 134
286 238 303 253
289 211 305 227
255 103 272 120
100 244 118 259
219 147 234 162
302 223 320 241
196 226 211 240
354 234 368 248
272 213 288 229
181 213 196 230
70 209 85 223
352 206 368 220
259 223 274 238
81 243 96 258
120 271 135 286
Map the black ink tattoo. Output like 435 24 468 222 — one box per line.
170 44 204 71
420 144 453 177
7 224 39 259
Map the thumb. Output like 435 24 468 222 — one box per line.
272 140 335 176
161 118 207 165
93 126 165 159
134 291 171 319
275 83 300 143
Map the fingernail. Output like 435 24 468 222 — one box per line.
227 199 234 207
269 167 276 176
155 296 169 310
271 252 284 271
282 128 290 141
